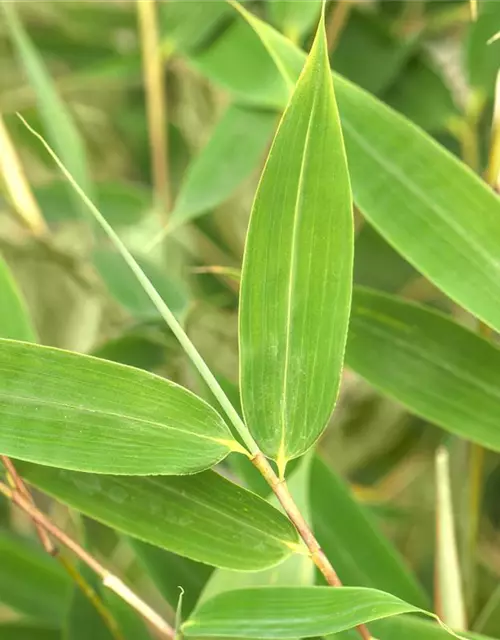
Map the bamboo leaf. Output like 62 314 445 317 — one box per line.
0 625 61 640
239 11 353 466
346 288 500 452
182 586 420 638
19 463 299 571
205 4 500 334
0 339 235 474
311 457 428 608
268 0 322 42
0 255 36 341
170 104 277 230
2 3 93 203
0 530 71 624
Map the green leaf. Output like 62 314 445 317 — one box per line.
350 615 492 639
33 181 151 228
103 591 152 640
203 5 500 334
268 0 322 41
310 457 428 608
132 541 213 618
93 249 188 321
0 625 61 640
0 254 36 341
383 55 457 132
239 12 353 465
65 566 115 640
182 586 420 638
466 1 500 98
2 3 93 205
170 104 277 229
0 339 235 474
19 463 299 571
0 530 70 624
346 288 500 452
332 11 414 96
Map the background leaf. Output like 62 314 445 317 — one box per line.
346 288 500 452
0 254 36 341
0 529 70 625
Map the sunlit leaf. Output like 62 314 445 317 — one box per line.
239 12 353 466
0 625 61 640
0 339 234 474
19 463 299 571
183 586 420 638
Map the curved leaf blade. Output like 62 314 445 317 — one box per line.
183 586 419 638
210 5 500 334
239 13 353 464
19 463 299 571
346 288 500 452
0 339 234 474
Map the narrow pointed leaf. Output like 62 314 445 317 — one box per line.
204 5 500 333
19 463 299 571
183 586 420 638
239 14 353 463
171 104 277 228
2 3 93 203
0 255 36 341
0 339 234 474
346 288 500 452
0 530 71 624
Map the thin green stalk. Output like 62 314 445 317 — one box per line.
20 114 373 640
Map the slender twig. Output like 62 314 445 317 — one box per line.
0 481 175 640
137 0 170 215
0 112 48 236
19 115 372 640
2 456 123 640
326 0 353 53
252 452 373 640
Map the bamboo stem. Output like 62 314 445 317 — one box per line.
137 0 170 214
0 481 175 640
252 452 373 640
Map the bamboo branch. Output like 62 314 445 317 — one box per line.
326 0 353 53
252 452 373 640
137 0 170 215
0 481 175 640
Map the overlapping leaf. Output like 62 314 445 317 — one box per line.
19 463 299 571
0 339 234 474
239 12 353 465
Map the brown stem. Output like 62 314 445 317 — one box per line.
2 455 55 553
252 453 373 640
1 457 124 639
0 481 175 640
